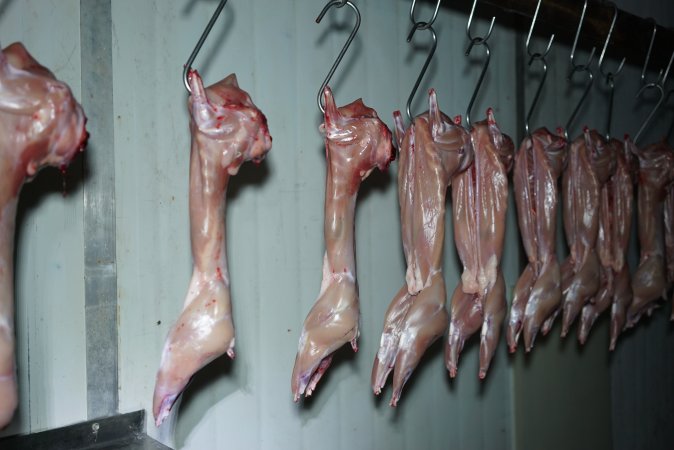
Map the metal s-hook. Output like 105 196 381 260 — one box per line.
465 0 496 129
564 0 596 140
409 0 441 30
597 2 626 79
598 1 626 141
183 0 229 94
315 0 361 114
634 83 665 145
525 0 554 62
568 0 596 71
405 0 442 122
641 19 659 85
405 24 438 122
603 73 617 141
524 0 554 136
565 68 594 140
634 50 674 145
466 0 495 46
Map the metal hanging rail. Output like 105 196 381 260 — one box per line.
439 0 674 73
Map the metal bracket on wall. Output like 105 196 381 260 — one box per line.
0 410 172 450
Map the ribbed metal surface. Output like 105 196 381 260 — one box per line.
81 0 119 420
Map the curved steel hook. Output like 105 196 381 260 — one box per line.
410 0 441 29
569 0 596 71
634 50 674 144
634 82 665 145
524 0 554 136
525 59 549 137
597 2 626 79
564 67 594 141
466 0 495 45
465 0 495 129
564 0 596 140
641 19 659 85
604 72 617 141
315 0 361 114
405 0 442 122
525 0 554 62
465 42 491 130
598 2 626 140
406 23 438 122
183 0 229 93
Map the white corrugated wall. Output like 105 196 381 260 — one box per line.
0 1 672 449
112 1 516 448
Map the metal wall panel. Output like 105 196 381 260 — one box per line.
112 0 516 448
0 0 87 438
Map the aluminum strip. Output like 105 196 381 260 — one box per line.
80 0 118 419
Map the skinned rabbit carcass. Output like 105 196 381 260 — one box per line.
446 109 514 379
627 139 674 327
558 128 615 337
153 71 271 426
508 127 566 352
577 138 636 347
0 42 87 429
291 87 393 402
372 90 472 406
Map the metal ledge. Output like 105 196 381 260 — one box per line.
0 411 172 450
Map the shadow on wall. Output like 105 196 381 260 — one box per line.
0 0 15 24
227 157 271 200
8 143 87 435
174 354 236 449
15 149 88 259
295 344 358 423
358 163 393 204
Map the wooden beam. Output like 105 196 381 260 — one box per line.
438 0 673 75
